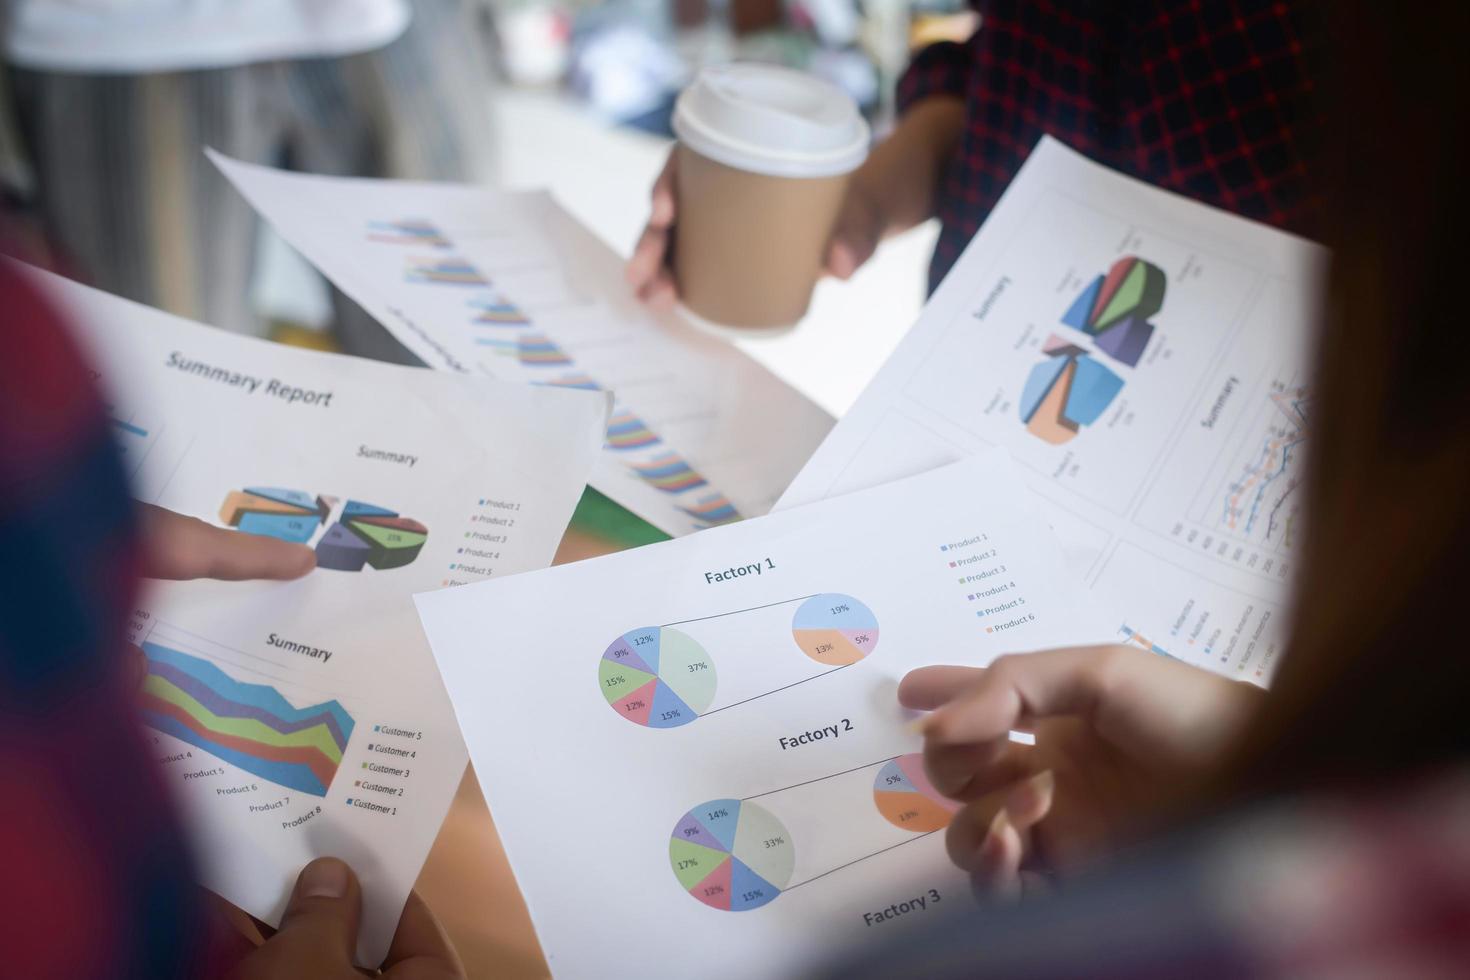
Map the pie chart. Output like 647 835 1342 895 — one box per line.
600 627 716 728
873 754 960 833
670 799 795 911
791 594 880 666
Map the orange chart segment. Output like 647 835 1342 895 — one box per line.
790 594 880 666
873 754 960 833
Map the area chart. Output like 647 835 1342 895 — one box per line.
670 799 795 911
139 642 354 796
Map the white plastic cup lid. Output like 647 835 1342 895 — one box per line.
672 63 870 179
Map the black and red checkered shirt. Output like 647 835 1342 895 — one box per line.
901 0 1322 291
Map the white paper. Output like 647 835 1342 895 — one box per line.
415 450 1111 979
209 151 835 537
19 262 610 965
778 137 1327 685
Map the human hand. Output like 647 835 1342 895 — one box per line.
226 858 465 979
901 646 1263 899
139 502 316 581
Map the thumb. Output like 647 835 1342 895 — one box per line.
237 858 362 978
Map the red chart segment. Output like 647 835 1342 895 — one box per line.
873 754 960 833
669 799 794 911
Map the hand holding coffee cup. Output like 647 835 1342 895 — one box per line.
627 64 871 331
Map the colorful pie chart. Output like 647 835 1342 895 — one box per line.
791 594 880 666
600 627 716 729
873 754 960 833
670 799 795 911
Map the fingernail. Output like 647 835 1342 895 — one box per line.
299 858 349 899
988 807 1012 839
905 713 936 736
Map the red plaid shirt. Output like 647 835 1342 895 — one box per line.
901 0 1322 291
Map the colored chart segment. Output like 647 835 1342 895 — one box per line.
605 412 660 450
600 626 716 728
220 487 329 544
1019 334 1124 445
1061 255 1165 367
873 754 960 833
670 800 794 911
632 453 708 493
220 489 428 572
469 294 530 325
317 504 429 572
678 493 739 527
139 643 353 797
791 594 880 666
367 219 449 248
406 256 487 286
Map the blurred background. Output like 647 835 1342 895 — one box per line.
1 0 976 418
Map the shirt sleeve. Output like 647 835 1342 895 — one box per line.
896 37 976 115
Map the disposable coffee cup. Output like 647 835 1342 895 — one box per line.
671 64 870 331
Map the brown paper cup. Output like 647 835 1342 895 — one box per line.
673 143 850 331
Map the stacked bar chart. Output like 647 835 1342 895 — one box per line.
670 799 794 911
140 643 354 797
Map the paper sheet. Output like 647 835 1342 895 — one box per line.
414 450 1111 978
209 151 834 537
21 262 610 965
778 137 1327 684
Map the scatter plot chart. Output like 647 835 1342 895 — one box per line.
670 799 795 911
600 627 716 728
790 594 880 665
872 755 960 833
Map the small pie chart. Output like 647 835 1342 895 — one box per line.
873 754 960 833
791 594 880 666
600 627 716 729
670 799 794 911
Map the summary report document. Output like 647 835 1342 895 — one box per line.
782 137 1327 684
415 450 1111 978
211 151 834 538
21 263 610 965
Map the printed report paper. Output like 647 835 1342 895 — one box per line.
415 450 1110 978
210 151 834 537
20 262 609 965
779 137 1328 684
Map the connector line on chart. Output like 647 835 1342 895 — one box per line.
699 663 853 718
661 594 820 629
743 754 902 802
783 833 941 893
741 754 941 892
